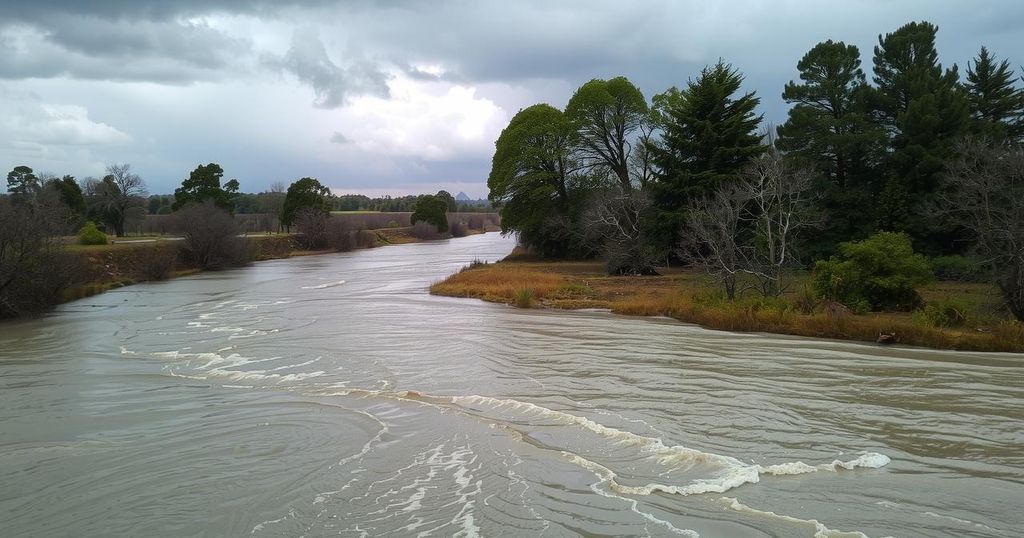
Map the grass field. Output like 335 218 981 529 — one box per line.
430 251 1024 353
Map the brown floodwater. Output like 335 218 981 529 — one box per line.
1 232 1021 537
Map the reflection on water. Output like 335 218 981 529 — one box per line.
1 233 1022 537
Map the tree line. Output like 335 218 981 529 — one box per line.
4 162 494 238
488 20 1024 320
2 161 490 318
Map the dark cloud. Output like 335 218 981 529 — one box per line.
265 31 389 108
3 0 1024 195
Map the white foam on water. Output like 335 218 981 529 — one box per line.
721 497 894 538
758 453 891 476
563 452 700 536
922 511 1001 533
302 280 346 290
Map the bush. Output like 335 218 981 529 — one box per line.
134 246 178 280
174 200 250 270
294 208 329 250
914 297 973 328
514 288 536 308
78 221 108 245
355 230 377 249
450 221 468 237
411 221 443 240
929 255 989 282
411 195 449 233
812 232 932 312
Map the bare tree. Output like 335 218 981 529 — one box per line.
942 138 1024 320
93 163 148 236
260 182 288 233
0 195 81 318
294 207 329 249
681 184 750 299
581 189 659 275
174 200 249 269
740 151 818 296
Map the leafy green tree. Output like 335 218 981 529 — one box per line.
488 104 582 256
411 195 449 233
435 190 457 213
50 175 86 217
281 177 331 227
870 21 969 248
776 40 886 258
964 46 1024 141
812 232 933 312
565 76 649 192
6 166 39 201
173 163 241 212
649 60 765 252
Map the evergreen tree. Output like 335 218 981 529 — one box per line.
777 40 885 257
870 21 969 252
51 175 86 216
281 177 331 227
173 163 241 213
965 46 1024 141
6 166 39 201
649 60 764 253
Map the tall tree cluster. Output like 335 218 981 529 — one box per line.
489 18 1024 303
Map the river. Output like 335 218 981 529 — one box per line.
1 232 1021 537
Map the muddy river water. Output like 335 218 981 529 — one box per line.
1 232 1021 537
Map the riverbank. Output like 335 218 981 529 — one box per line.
430 251 1024 353
61 226 496 304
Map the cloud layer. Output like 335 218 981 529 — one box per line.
1 1 1022 196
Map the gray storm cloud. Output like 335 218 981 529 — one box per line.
0 0 1022 195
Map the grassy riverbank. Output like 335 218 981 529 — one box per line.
61 225 494 304
430 250 1024 353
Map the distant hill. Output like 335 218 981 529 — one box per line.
455 191 471 201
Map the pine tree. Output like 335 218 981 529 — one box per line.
649 60 764 252
776 40 886 256
870 21 969 253
965 46 1024 141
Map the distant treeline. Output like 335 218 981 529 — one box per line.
144 192 492 216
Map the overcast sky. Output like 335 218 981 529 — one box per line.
1 1 1022 197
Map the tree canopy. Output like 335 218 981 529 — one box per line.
648 60 765 252
173 163 241 212
281 177 331 226
411 195 449 233
565 76 649 192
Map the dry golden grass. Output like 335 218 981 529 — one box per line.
431 258 1024 353
429 263 566 306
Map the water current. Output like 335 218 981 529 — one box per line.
1 233 1021 537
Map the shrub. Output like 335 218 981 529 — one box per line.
914 298 973 328
812 232 932 312
134 246 178 280
450 221 468 237
386 220 399 228
411 195 449 233
515 288 536 308
929 255 989 282
294 208 329 250
411 221 443 240
355 230 377 248
78 221 108 245
174 200 250 270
